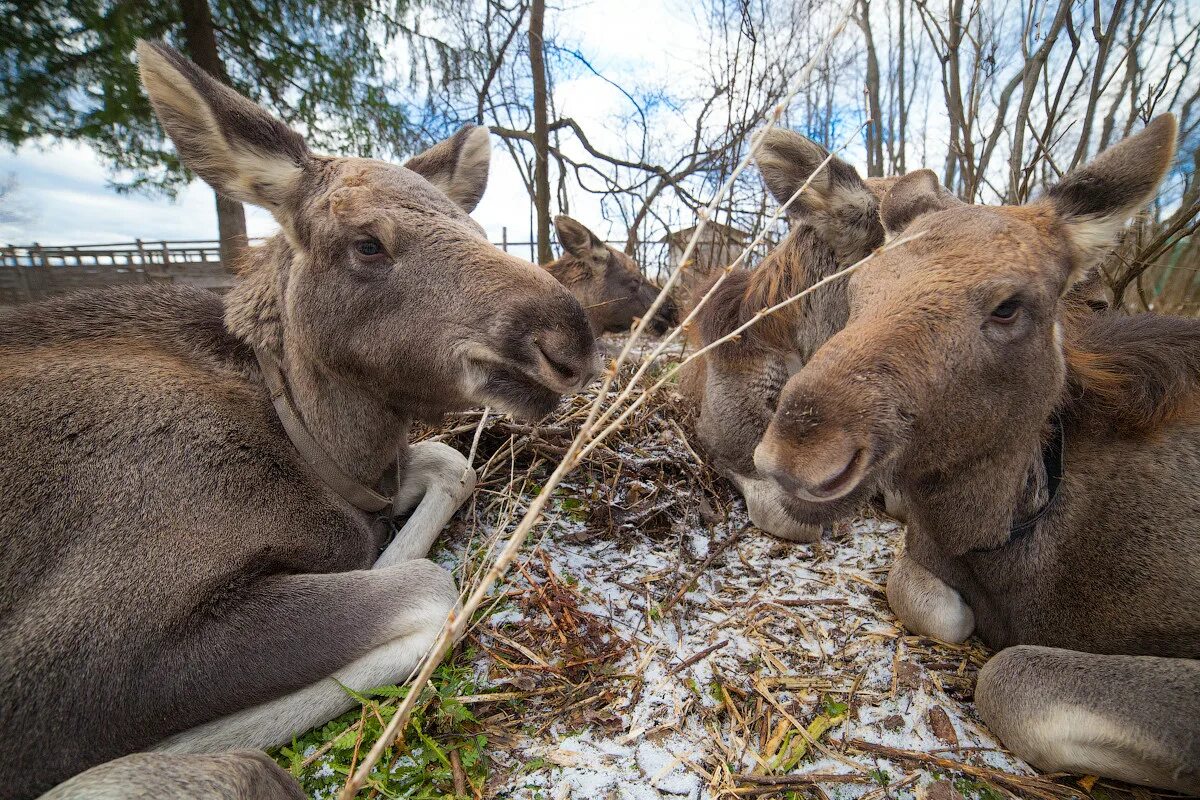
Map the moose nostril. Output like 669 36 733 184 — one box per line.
810 447 865 499
536 341 578 382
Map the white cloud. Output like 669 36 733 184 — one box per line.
0 141 277 245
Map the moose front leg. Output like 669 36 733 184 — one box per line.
41 750 305 800
732 474 822 543
377 441 477 568
152 559 458 754
977 646 1200 794
885 551 975 643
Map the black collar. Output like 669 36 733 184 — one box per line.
971 413 1065 553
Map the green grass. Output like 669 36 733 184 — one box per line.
271 652 493 799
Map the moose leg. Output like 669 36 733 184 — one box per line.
732 474 822 543
39 751 304 800
377 441 477 567
153 559 458 754
885 552 974 643
976 646 1200 793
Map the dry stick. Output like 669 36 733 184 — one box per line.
597 3 856 399
840 739 1082 800
573 231 927 464
337 9 858 797
588 120 870 437
661 523 751 614
667 639 730 675
462 406 491 483
733 773 876 786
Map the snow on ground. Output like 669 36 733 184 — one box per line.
454 504 1037 799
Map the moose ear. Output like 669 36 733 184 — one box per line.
554 215 608 263
880 169 964 236
137 40 309 213
1044 115 1177 267
405 126 492 212
756 129 870 217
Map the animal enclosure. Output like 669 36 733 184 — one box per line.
0 236 675 305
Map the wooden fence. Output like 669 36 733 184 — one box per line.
0 233 673 305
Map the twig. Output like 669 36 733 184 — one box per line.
661 523 751 614
734 773 877 786
839 739 1084 800
462 406 490 483
668 639 730 675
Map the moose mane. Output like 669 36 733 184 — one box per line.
1063 309 1200 433
692 224 836 355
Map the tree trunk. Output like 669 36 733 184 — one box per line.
528 0 552 265
858 0 885 177
179 0 248 273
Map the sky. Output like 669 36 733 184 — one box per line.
0 0 701 248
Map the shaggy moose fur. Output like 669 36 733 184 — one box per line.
0 41 596 799
547 214 677 335
679 131 896 541
756 116 1200 792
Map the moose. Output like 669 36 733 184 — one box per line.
754 116 1200 792
680 131 907 541
547 214 677 336
0 41 597 799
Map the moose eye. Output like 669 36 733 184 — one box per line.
354 238 386 262
989 296 1022 324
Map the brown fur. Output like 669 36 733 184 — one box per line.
546 215 676 335
0 42 596 799
1064 313 1200 432
680 130 899 540
757 116 1199 792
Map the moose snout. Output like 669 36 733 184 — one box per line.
531 325 600 392
649 295 679 335
753 378 883 506
507 286 600 393
755 424 872 504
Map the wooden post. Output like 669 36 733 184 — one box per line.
11 246 32 302
501 226 508 254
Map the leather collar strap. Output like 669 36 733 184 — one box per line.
254 346 393 515
972 413 1065 554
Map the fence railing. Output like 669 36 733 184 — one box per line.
0 233 675 305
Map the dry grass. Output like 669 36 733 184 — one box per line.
347 347 1170 800
285 344 1194 800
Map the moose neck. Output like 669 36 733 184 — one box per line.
900 408 1058 557
282 348 411 488
744 225 851 356
226 236 410 491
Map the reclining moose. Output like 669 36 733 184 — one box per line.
754 116 1199 792
546 214 677 336
0 41 596 799
680 132 907 541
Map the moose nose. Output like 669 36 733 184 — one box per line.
512 283 599 391
754 426 871 504
533 328 599 390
